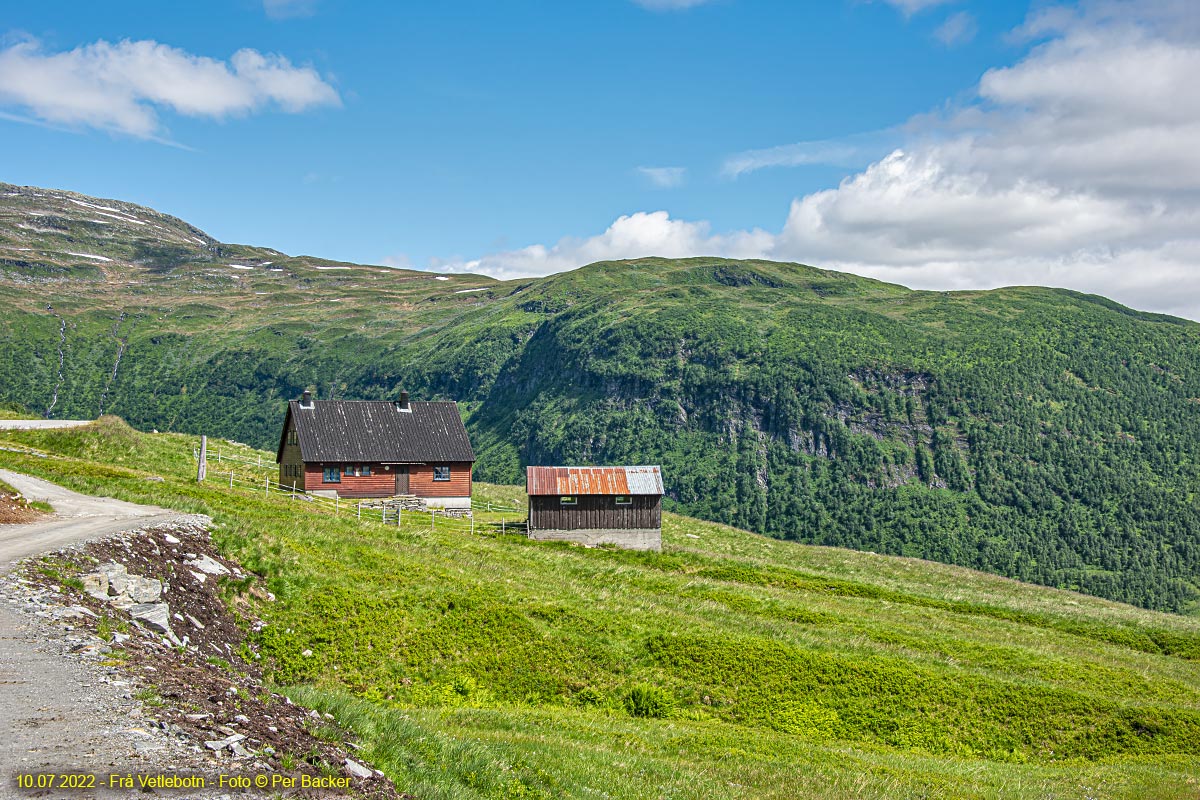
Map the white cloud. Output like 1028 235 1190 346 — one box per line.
722 129 899 178
433 211 773 282
632 0 717 9
263 0 318 19
423 2 1200 320
934 11 978 45
0 37 339 138
637 166 687 187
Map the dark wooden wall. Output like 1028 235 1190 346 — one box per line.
529 494 661 531
279 420 304 489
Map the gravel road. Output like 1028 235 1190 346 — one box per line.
0 420 92 431
0 470 180 567
0 470 193 799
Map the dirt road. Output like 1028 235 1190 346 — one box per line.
0 470 190 799
0 470 180 568
0 420 92 432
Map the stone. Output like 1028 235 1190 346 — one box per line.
125 575 163 603
110 595 137 611
204 733 246 751
189 571 206 583
344 758 373 780
186 614 205 629
301 649 313 657
163 533 181 544
129 602 178 644
187 555 229 576
98 563 130 596
81 572 109 601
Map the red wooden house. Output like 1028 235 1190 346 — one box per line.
276 390 474 509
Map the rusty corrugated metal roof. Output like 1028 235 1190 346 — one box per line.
526 465 663 496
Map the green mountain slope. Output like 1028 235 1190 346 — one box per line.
1 421 1198 798
2 182 1199 612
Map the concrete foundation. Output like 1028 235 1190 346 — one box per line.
424 496 471 511
527 527 661 552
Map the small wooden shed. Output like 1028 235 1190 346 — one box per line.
526 465 663 551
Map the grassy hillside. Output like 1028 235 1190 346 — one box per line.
2 183 1200 614
1 420 1199 798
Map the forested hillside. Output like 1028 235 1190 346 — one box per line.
2 182 1199 612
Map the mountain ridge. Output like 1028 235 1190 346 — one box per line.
2 182 1199 613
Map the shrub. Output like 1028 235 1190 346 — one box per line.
624 684 674 719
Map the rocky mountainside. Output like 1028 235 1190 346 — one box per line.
2 183 1199 612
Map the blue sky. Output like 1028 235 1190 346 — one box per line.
2 1 1199 318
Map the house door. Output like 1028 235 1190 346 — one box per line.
395 466 409 495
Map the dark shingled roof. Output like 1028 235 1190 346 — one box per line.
277 400 475 463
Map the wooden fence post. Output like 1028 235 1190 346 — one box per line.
357 501 361 520
264 477 269 496
229 469 234 487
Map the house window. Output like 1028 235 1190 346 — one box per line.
615 495 632 505
323 466 341 483
433 466 451 482
560 495 577 506
287 429 298 445
361 464 371 476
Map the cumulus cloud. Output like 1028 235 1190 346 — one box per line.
0 37 339 138
423 1 1200 320
763 0 1200 318
637 166 687 187
435 211 773 282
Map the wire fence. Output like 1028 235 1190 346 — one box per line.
192 447 527 537
193 446 274 470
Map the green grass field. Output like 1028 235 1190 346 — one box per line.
2 417 1198 798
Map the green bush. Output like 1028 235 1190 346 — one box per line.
624 684 674 719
